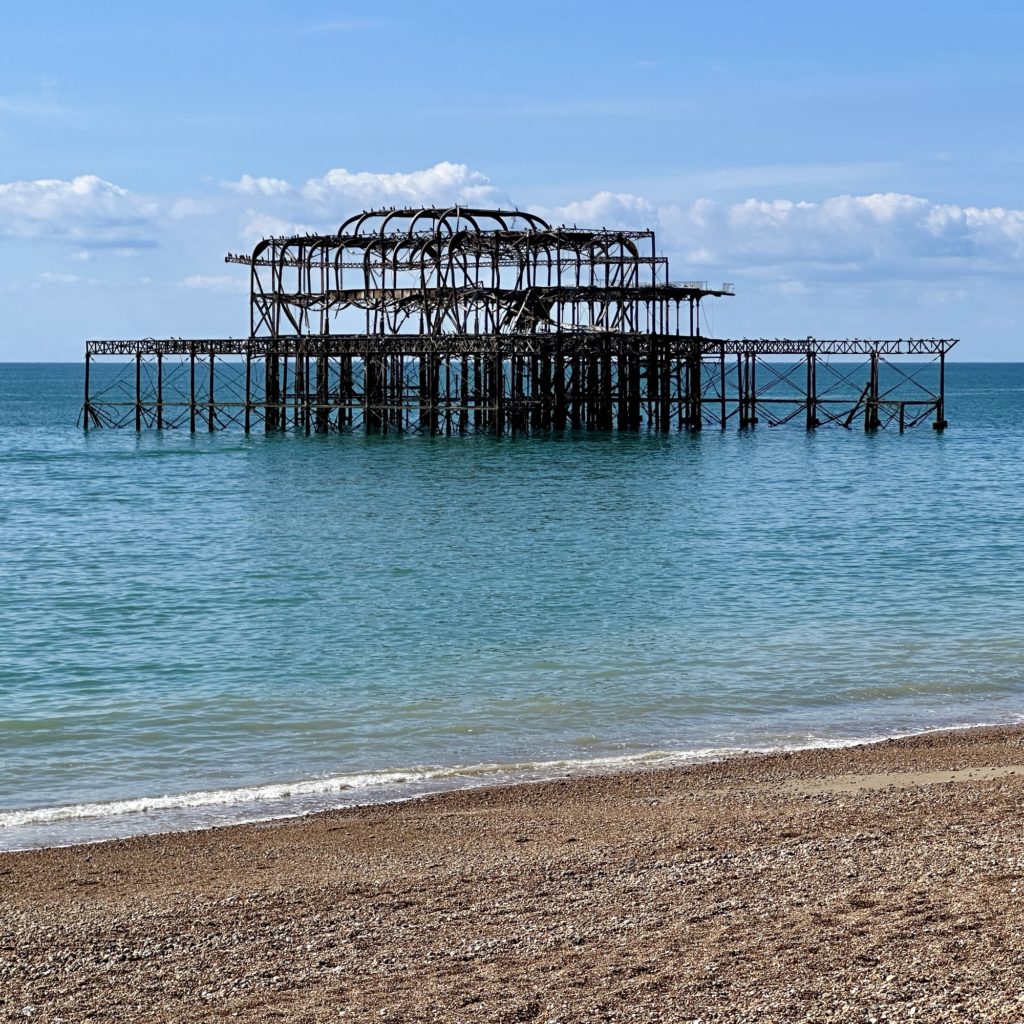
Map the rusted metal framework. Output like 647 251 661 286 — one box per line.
82 206 956 433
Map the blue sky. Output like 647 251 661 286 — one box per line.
2 0 1023 359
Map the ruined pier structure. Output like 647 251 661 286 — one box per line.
82 207 956 434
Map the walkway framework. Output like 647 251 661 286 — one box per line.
82 207 956 434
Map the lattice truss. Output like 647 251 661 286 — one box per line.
82 206 957 433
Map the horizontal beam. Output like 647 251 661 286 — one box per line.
85 335 958 358
265 284 736 309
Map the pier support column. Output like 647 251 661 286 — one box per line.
933 349 948 431
554 348 566 429
156 353 163 429
366 355 381 434
570 357 582 430
539 353 551 429
687 351 702 431
315 355 329 433
659 344 671 432
244 348 252 434
280 356 290 433
83 352 92 430
749 354 758 426
719 348 727 429
134 352 142 431
737 354 746 428
265 354 279 433
586 354 599 430
293 355 304 432
806 353 819 429
208 351 216 431
459 356 469 433
865 351 880 431
493 351 504 437
629 351 641 430
338 356 351 431
648 343 659 430
472 355 482 431
189 347 196 433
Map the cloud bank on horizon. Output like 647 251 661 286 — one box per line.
1 161 1021 358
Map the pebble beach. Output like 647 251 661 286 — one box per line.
4 724 1024 1022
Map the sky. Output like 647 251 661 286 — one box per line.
1 0 1023 360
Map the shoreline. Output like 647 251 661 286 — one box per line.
4 722 1024 1020
4 716 1020 854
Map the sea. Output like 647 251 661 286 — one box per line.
1 361 1022 851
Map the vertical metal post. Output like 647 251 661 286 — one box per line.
459 355 469 434
749 354 758 426
933 349 948 430
445 358 452 436
676 350 684 430
304 354 311 435
806 352 818 429
719 347 726 428
659 342 671 432
83 352 91 431
570 357 581 430
189 347 196 433
208 350 215 431
598 350 606 430
431 355 440 436
156 353 163 429
280 355 289 432
648 343 658 430
316 355 329 433
865 351 879 431
629 350 641 430
134 351 142 431
265 354 279 433
493 350 504 436
510 354 519 438
689 353 702 431
244 347 252 434
737 353 745 427
293 354 303 432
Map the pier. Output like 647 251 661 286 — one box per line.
82 206 956 434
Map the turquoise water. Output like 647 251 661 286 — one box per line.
1 362 1023 849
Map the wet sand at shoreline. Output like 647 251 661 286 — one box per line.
3 724 1024 1022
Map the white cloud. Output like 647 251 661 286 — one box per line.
223 161 506 227
220 162 511 245
299 161 504 207
0 174 158 247
545 191 658 230
657 192 1024 276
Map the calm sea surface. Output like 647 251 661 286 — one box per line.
1 362 1022 849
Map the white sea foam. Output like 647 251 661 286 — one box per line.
0 750 675 830
3 718 1014 838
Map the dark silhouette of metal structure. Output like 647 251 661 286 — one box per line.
82 206 956 433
